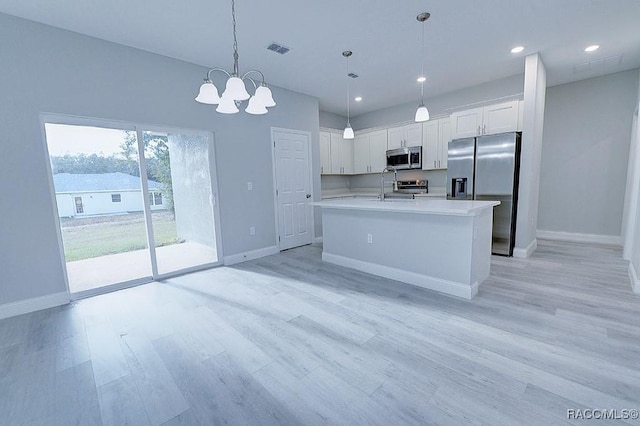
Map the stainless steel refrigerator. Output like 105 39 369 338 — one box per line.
447 132 521 256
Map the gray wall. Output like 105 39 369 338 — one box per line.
319 111 346 130
0 13 320 306
351 74 525 130
538 69 639 237
168 133 216 248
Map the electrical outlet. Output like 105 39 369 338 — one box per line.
247 181 253 191
367 233 373 244
250 226 256 235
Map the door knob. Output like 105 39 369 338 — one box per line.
306 194 311 198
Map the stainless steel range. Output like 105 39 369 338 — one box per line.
396 180 428 194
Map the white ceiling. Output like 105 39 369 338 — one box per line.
1 0 640 117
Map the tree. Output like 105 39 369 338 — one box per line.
121 131 174 212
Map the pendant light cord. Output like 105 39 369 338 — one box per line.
346 54 351 126
420 20 425 105
231 0 239 75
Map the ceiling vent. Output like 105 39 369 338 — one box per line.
348 73 359 79
267 43 290 55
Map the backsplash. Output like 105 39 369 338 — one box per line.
322 169 446 192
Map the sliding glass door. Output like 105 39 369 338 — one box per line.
44 119 221 297
142 130 218 275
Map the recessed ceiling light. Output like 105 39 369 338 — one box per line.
354 96 362 102
417 76 426 83
585 44 600 52
510 46 525 54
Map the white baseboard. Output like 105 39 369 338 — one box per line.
224 245 279 266
313 236 323 244
629 262 640 295
0 291 69 320
513 238 537 259
322 252 478 300
536 230 621 246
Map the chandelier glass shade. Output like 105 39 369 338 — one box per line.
194 0 276 115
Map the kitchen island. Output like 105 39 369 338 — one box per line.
312 198 499 299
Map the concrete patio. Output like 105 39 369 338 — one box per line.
66 241 218 293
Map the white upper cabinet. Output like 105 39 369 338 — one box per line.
439 118 451 169
451 107 483 139
387 126 405 150
422 117 451 170
353 134 370 174
369 129 388 173
483 100 519 134
334 132 353 175
387 123 422 149
320 131 331 174
517 100 524 131
320 130 353 175
451 100 520 139
352 129 388 174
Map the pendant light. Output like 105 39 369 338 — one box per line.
194 0 276 115
342 51 355 140
414 12 431 122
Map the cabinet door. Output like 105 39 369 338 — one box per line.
517 100 524 131
438 117 451 169
320 131 332 174
483 100 518 135
341 137 354 174
369 129 388 173
404 123 423 147
353 133 370 174
422 120 439 170
451 107 483 139
387 126 404 150
329 133 343 174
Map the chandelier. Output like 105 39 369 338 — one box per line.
195 0 276 115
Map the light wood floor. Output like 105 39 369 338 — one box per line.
1 240 639 425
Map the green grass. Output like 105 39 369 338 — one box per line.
61 213 178 262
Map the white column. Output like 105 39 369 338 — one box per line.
514 53 547 258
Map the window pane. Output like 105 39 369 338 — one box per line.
46 123 150 293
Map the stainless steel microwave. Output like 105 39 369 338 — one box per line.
386 146 422 170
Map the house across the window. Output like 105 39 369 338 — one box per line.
149 191 163 206
111 194 121 203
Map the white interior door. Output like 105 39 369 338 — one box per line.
273 129 313 250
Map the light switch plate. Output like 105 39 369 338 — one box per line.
247 182 253 191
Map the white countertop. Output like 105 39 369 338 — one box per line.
313 198 499 216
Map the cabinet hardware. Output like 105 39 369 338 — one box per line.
438 160 441 168
483 124 486 134
477 125 481 135
434 160 436 168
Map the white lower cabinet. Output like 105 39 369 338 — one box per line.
422 117 451 170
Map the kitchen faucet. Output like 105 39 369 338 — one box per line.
380 167 397 201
